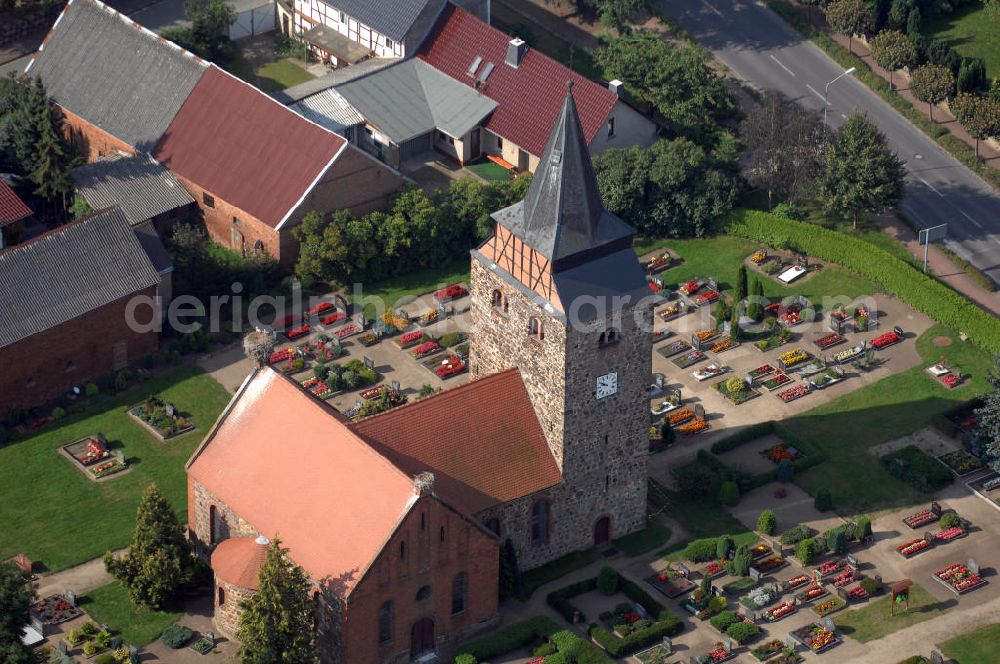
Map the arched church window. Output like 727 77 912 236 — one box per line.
531 500 550 543
528 317 544 340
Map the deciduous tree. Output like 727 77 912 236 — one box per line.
951 92 1000 158
869 29 918 89
739 93 825 208
237 538 318 664
825 0 876 51
909 64 954 120
820 111 905 228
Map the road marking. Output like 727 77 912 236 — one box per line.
958 209 984 230
805 83 824 101
916 177 943 197
840 113 846 119
701 0 724 16
769 55 795 77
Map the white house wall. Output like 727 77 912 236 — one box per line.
588 99 658 155
293 0 405 58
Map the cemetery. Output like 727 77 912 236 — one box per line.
126 396 195 440
60 434 129 481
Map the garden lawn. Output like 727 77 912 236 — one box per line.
939 623 1000 663
634 236 882 305
612 519 671 556
786 324 994 512
358 258 470 317
0 366 230 571
925 2 1000 80
464 159 513 182
834 584 949 643
81 581 182 646
226 55 314 93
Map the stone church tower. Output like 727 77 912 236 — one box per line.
469 83 653 568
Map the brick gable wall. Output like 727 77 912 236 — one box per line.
0 286 159 410
60 106 137 162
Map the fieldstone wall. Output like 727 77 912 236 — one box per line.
213 577 256 637
469 257 652 569
189 480 259 558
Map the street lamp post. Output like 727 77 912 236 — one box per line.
824 66 857 127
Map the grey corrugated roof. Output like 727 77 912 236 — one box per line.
27 0 207 152
133 220 173 275
0 207 161 348
275 58 399 104
337 58 496 143
333 0 435 42
492 86 633 269
292 89 364 135
72 154 194 227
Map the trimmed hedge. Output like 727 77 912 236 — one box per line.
711 421 777 453
725 209 1000 354
587 574 684 658
881 445 954 492
684 537 720 562
546 578 597 623
453 616 612 664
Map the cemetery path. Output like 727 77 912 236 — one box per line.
35 551 119 598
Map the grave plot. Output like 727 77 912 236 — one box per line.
128 396 194 440
61 434 128 481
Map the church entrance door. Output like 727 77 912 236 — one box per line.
594 516 611 545
410 617 435 658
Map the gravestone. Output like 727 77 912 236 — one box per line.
822 617 836 632
693 404 706 420
677 562 690 577
363 356 375 370
438 301 447 316
722 638 732 653
354 314 365 329
661 636 672 652
206 632 215 645
64 589 75 606
655 373 665 389
58 641 67 654
355 400 362 409
750 567 761 582
165 403 175 417
968 558 980 575
635 603 648 619
114 449 125 465
847 554 858 568
30 615 43 635
785 636 797 649
650 276 663 290
707 277 718 291
390 380 400 393
129 645 140 664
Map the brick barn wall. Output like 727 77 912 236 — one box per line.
58 106 137 162
332 494 498 664
0 286 159 411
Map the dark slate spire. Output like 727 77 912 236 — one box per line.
494 81 636 271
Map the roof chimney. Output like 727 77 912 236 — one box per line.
414 472 435 496
608 79 623 97
506 38 527 68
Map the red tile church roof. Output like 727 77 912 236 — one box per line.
211 536 270 590
350 368 562 513
417 4 618 158
154 67 346 229
0 181 31 227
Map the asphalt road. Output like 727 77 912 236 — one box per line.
660 0 1000 284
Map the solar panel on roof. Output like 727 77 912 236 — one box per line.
467 55 482 77
478 62 495 83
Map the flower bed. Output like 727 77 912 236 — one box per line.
646 252 672 273
705 562 725 578
754 554 786 573
939 373 962 389
268 348 295 364
91 458 126 479
811 596 846 617
680 280 702 295
810 368 844 389
635 643 673 664
668 408 695 426
693 290 720 305
433 284 468 302
763 601 796 622
935 563 986 594
286 324 311 340
695 330 719 343
833 345 864 364
938 450 984 476
871 330 902 349
648 571 697 598
190 635 214 655
658 340 692 358
831 569 857 587
777 348 810 369
358 332 379 347
816 560 842 577
714 379 759 405
703 645 736 663
750 250 768 265
790 623 838 653
777 384 810 403
933 527 965 543
360 385 387 401
300 339 345 363
814 333 845 350
754 334 790 352
748 364 776 381
64 435 108 466
409 340 441 359
658 301 688 321
419 309 439 326
709 336 738 354
128 395 194 439
672 349 707 369
307 302 335 317
31 594 82 624
846 584 869 601
778 311 802 327
677 419 710 436
431 355 466 379
648 279 663 293
750 543 772 559
896 538 931 558
763 443 799 463
784 575 811 591
761 372 791 391
741 586 778 610
396 330 428 348
302 377 334 400
334 323 361 339
903 508 940 529
796 584 828 602
693 364 726 382
751 639 795 662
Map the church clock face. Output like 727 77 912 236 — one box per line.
595 372 618 399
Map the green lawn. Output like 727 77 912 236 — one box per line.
834 584 950 643
939 623 1000 663
226 56 315 93
0 366 231 571
465 159 514 182
612 519 671 556
81 581 182 646
925 2 1000 80
787 324 994 512
358 258 471 317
